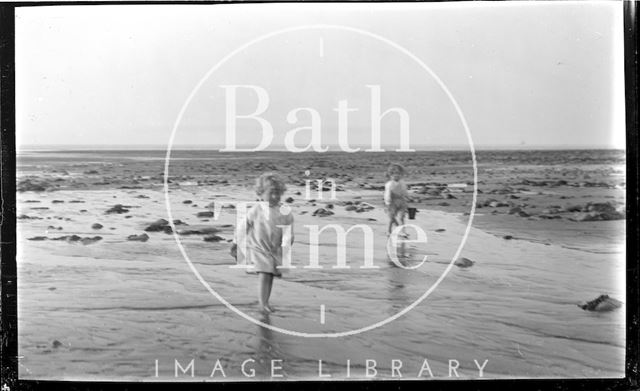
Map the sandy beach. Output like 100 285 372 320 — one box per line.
14 149 625 380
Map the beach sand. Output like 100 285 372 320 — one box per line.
16 149 625 380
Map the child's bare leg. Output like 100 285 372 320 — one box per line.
397 214 407 257
258 272 272 312
258 272 275 313
265 273 275 312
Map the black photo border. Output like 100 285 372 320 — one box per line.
1 1 638 390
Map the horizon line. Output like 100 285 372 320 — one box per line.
16 144 625 152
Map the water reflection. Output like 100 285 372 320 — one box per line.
387 267 410 316
254 313 288 378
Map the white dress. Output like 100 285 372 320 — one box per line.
235 203 294 277
384 179 409 219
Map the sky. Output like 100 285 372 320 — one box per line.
15 2 625 150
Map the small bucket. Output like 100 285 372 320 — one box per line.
407 207 418 220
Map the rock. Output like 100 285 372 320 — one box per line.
69 200 85 203
570 211 624 222
105 204 129 214
312 208 334 217
564 205 582 212
586 202 617 213
355 203 374 212
438 202 450 207
91 223 103 230
18 214 42 220
144 219 169 232
183 200 193 204
135 194 150 199
28 236 48 241
127 233 149 242
363 184 385 191
490 187 514 195
285 197 294 203
442 193 457 199
173 219 188 226
508 207 523 215
52 200 64 203
538 214 562 220
579 294 622 312
83 170 99 175
197 211 214 218
345 205 357 211
503 235 514 240
177 226 221 235
435 229 446 233
52 340 63 348
17 178 50 192
203 235 225 242
454 257 474 268
53 235 82 242
80 236 102 245
489 201 509 208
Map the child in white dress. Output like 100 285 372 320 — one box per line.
384 163 410 258
233 173 294 313
384 163 409 235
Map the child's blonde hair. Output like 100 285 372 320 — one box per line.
255 172 287 196
386 163 406 179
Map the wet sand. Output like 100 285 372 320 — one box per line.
16 149 625 380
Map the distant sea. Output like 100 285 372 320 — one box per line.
17 144 625 152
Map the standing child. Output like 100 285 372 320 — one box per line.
232 172 294 313
384 163 410 258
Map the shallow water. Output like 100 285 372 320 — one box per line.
16 149 626 380
16 187 624 380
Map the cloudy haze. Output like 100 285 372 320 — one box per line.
16 2 625 150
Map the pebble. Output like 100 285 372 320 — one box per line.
312 208 334 217
127 233 149 242
105 204 129 214
454 257 474 268
203 235 225 242
579 294 622 312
